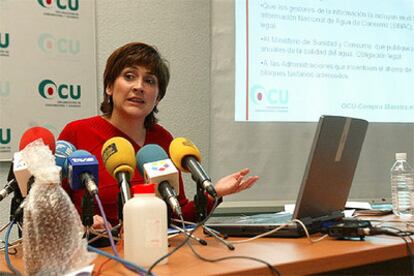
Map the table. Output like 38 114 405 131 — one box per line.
1 216 413 275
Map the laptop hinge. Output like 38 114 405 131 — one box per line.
299 211 344 228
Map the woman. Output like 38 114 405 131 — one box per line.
59 42 258 228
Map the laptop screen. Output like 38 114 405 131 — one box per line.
293 115 368 221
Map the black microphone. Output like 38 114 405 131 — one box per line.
0 179 18 202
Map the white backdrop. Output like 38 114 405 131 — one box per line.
0 0 97 160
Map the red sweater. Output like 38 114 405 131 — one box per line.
58 116 216 225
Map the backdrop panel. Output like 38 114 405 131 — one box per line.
0 0 97 161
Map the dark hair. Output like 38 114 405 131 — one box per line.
100 42 170 128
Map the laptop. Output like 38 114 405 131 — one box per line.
205 115 368 237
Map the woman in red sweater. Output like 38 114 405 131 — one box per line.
59 42 258 228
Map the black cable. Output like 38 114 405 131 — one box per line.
401 235 414 275
181 214 280 276
370 225 414 274
146 198 221 274
186 238 280 276
147 198 280 276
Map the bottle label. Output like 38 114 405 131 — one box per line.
145 218 163 248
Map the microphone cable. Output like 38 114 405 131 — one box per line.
147 198 281 276
93 194 118 256
146 198 221 274
91 194 151 276
365 225 414 274
292 219 329 243
87 246 154 276
4 220 21 276
183 219 281 276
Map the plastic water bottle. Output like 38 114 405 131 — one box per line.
390 153 414 217
123 183 168 267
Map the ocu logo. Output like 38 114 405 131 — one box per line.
39 33 80 55
0 128 11 145
0 81 10 97
0 33 10 49
37 0 79 11
38 79 81 100
250 85 289 105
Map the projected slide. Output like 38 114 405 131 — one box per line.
235 0 414 122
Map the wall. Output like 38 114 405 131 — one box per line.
0 0 210 235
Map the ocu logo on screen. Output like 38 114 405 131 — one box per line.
251 85 289 106
39 33 80 55
0 128 11 145
37 0 79 11
38 80 81 100
0 33 9 49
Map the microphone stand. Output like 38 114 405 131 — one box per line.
172 218 235 251
116 173 131 208
0 199 24 253
81 192 94 240
194 180 207 222
169 224 207 245
9 190 24 238
191 180 235 250
82 193 121 246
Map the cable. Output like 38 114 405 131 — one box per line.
402 235 414 274
231 224 288 244
146 198 220 275
4 221 21 276
186 243 280 276
153 199 281 275
95 227 126 275
367 225 414 274
94 194 118 255
87 245 152 276
93 194 150 275
292 219 329 243
181 217 281 276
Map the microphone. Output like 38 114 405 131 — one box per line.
0 179 18 202
136 144 182 217
55 140 76 178
16 126 56 196
169 137 217 198
19 126 56 153
1 160 19 202
67 150 99 195
1 127 55 202
101 137 136 205
12 151 31 197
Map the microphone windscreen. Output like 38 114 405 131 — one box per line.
101 137 136 178
55 140 76 176
136 144 169 176
66 149 90 176
169 137 202 172
19 126 56 153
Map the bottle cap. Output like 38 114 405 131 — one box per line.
396 153 407 160
131 183 156 194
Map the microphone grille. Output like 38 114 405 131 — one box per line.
169 137 201 172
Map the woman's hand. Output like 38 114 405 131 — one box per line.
92 215 111 230
214 168 258 197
